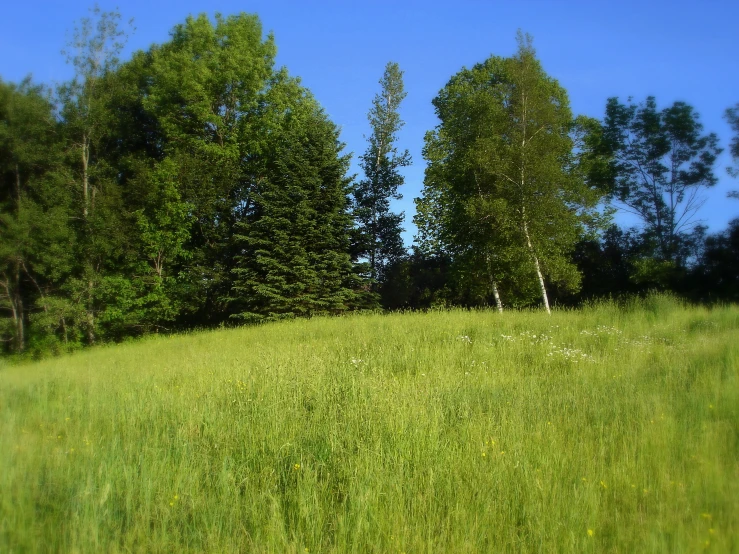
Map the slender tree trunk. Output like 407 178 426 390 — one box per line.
518 96 550 315
1 274 22 353
474 172 503 312
521 215 550 314
12 166 25 352
485 252 503 312
82 133 89 219
81 134 96 342
61 316 68 346
155 250 164 279
370 138 385 285
491 279 503 313
14 263 24 352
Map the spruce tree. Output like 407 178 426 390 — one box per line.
139 13 277 326
353 62 411 289
230 78 359 321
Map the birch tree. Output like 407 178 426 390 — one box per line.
416 33 600 313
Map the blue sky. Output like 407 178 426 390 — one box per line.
2 0 738 245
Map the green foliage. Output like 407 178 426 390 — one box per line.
353 62 411 289
416 33 602 310
138 13 278 324
692 219 739 302
602 96 721 264
230 79 360 321
0 78 73 354
725 104 739 204
1 9 368 356
4 9 738 356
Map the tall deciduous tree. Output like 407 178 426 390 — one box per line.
602 96 721 265
140 13 276 325
0 79 73 353
353 62 411 288
58 4 134 344
416 33 600 313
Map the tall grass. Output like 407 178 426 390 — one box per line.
1 296 738 552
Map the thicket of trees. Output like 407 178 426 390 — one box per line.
0 11 372 355
1 9 738 357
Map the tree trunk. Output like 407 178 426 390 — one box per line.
14 264 24 353
485 252 503 312
522 217 550 314
1 271 23 353
61 316 69 346
491 279 503 313
82 133 89 219
518 99 550 315
14 164 21 208
82 134 96 342
11 166 25 352
370 138 385 285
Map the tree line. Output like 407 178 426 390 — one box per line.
1 11 738 356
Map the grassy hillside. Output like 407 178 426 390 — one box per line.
1 297 738 552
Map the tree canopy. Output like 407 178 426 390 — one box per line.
415 33 603 312
602 96 721 265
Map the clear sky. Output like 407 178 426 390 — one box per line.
2 0 738 245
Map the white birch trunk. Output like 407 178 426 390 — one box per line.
485 252 503 312
522 217 550 315
491 279 503 313
82 133 89 219
519 88 550 315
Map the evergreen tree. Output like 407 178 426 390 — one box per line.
230 78 359 321
353 62 410 289
703 220 739 301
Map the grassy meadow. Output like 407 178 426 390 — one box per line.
1 296 738 552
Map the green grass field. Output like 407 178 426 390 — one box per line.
1 296 738 552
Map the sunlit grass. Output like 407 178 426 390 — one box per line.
1 296 737 552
